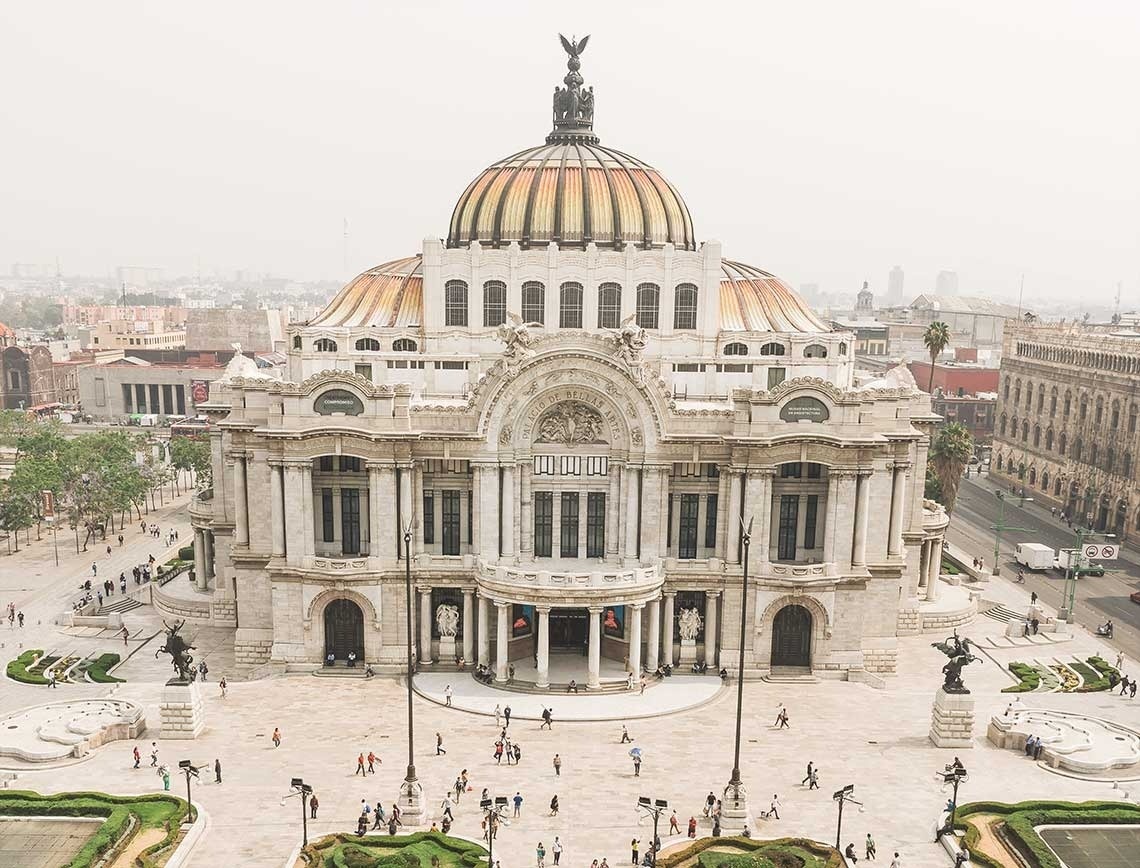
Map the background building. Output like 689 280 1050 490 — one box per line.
934 270 959 296
907 294 1021 363
887 266 904 304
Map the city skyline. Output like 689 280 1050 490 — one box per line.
1 1 1137 305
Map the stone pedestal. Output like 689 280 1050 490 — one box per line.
929 687 975 749
719 780 752 834
398 777 427 826
438 636 457 663
679 638 698 665
160 681 205 739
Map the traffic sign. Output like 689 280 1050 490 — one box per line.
1082 543 1119 561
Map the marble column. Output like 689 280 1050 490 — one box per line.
726 470 743 563
193 529 207 591
520 464 533 557
376 465 397 559
606 464 621 558
927 539 944 601
918 541 930 591
822 472 840 565
852 471 871 568
495 601 510 682
536 606 551 688
715 468 731 561
204 532 215 579
645 597 660 672
233 454 249 546
283 463 304 565
269 462 285 558
587 606 602 689
501 464 515 557
754 470 774 566
662 592 676 667
413 463 425 556
367 463 382 559
477 594 490 667
301 464 315 558
628 603 643 681
888 463 908 557
419 588 433 664
624 465 640 561
704 591 720 667
462 589 475 663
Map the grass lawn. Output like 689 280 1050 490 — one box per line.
304 831 488 867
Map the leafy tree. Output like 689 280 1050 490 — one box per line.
922 321 952 392
170 436 212 488
930 422 974 514
924 466 944 504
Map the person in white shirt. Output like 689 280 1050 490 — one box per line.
889 853 901 868
551 836 563 865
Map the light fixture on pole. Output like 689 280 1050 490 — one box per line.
937 762 968 841
989 490 1031 577
1059 530 1114 621
722 516 754 830
480 795 510 866
284 777 313 847
399 519 425 822
636 797 669 867
178 760 199 825
832 784 861 853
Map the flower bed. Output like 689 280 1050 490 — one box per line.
657 837 840 868
1050 662 1080 692
301 831 488 867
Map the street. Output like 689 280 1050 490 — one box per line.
947 470 1140 661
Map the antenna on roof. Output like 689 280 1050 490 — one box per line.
1015 273 1024 321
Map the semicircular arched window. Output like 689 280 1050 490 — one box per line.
724 342 749 356
355 338 381 352
292 335 302 350
314 338 338 352
759 342 786 356
803 344 828 358
392 338 418 352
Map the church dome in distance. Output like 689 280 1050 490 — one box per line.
447 35 695 252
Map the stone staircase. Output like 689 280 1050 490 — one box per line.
98 596 142 616
982 603 1021 623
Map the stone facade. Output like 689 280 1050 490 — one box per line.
160 681 205 739
929 687 976 749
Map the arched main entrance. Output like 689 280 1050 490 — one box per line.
771 605 812 668
324 598 364 661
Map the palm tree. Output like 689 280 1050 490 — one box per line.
930 422 975 514
922 321 951 392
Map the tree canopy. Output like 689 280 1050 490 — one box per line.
922 321 952 392
929 422 974 513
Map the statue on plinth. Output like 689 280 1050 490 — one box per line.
678 607 704 641
435 604 460 638
931 631 978 694
156 619 197 683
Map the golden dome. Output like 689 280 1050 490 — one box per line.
309 256 423 329
719 261 830 333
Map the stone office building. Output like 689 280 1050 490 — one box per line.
192 42 946 686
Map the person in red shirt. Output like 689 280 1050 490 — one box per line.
688 816 697 838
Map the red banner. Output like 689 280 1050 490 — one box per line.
190 380 210 404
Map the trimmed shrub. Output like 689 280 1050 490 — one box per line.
178 545 194 561
87 653 124 684
6 649 47 685
1002 661 1040 693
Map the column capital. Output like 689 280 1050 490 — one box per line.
281 458 309 468
587 605 605 614
494 600 511 610
746 466 776 478
535 605 551 614
416 585 433 596
629 602 645 611
462 588 475 598
705 590 721 599
889 461 913 471
662 591 677 600
268 458 285 468
366 460 395 471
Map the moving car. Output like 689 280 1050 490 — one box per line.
1052 548 1106 577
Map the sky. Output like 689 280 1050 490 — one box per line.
1 0 1137 306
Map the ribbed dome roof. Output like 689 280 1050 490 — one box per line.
447 143 695 252
719 261 830 333
309 256 423 329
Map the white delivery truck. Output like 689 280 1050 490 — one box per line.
1015 542 1054 571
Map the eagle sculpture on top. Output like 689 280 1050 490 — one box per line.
559 33 589 62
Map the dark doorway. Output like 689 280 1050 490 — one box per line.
549 608 588 651
771 605 812 667
324 598 364 661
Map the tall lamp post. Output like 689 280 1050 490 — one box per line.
480 796 509 867
400 524 425 823
990 491 1031 577
722 517 753 828
178 760 199 825
285 777 313 847
832 784 861 852
637 797 669 867
937 763 968 841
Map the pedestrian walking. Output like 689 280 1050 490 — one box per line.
494 704 502 728
553 753 562 775
888 853 901 868
801 761 813 785
767 794 781 819
866 833 876 860
808 768 820 790
513 791 523 817
504 705 512 726
214 758 222 783
198 660 208 681
454 776 464 802
494 741 504 764
620 724 632 743
536 841 546 868
631 838 639 865
437 732 446 755
632 753 641 776
150 743 158 766
669 810 680 834
552 836 563 865
133 745 140 768
441 794 454 821
272 727 281 747
367 751 378 773
513 743 521 764
704 792 716 817
687 816 697 838
356 753 366 775
541 707 553 729
219 676 227 698
16 611 23 627
549 794 559 816
161 766 171 791
310 794 319 819
445 684 453 707
775 705 790 729
1030 591 1037 606
120 626 130 646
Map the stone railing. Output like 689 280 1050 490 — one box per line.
922 498 950 533
758 562 835 581
476 558 663 589
310 557 371 573
189 488 214 521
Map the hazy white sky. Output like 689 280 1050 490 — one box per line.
2 1 1137 304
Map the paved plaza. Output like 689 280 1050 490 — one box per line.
3 499 1140 867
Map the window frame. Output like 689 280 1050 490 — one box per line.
635 283 660 330
521 281 546 325
559 281 584 329
483 280 506 328
444 280 468 327
597 283 621 329
673 283 698 330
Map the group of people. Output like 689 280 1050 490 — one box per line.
5 602 24 628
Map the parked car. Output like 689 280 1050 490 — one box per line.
1052 548 1106 577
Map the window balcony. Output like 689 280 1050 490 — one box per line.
475 557 664 606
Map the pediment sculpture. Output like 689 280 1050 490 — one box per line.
611 315 648 383
535 401 606 446
496 313 537 365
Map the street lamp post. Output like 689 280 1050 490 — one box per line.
480 796 509 867
178 760 199 825
832 784 861 853
637 797 670 867
723 517 754 828
287 777 313 847
937 763 968 841
400 525 425 822
990 491 1032 577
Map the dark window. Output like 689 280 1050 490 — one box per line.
674 283 698 329
293 335 302 349
392 338 417 352
597 283 621 328
760 342 786 356
704 493 718 549
807 463 821 479
467 489 473 546
803 344 828 358
321 488 334 542
445 280 468 327
314 338 337 352
804 494 818 549
339 456 361 472
768 367 786 389
319 456 334 472
678 493 700 559
340 488 360 554
441 490 461 556
636 283 660 329
559 282 583 329
354 363 372 380
780 463 802 478
355 338 380 351
560 492 580 557
777 495 799 561
534 492 553 557
483 280 506 327
522 281 545 325
423 492 435 545
724 342 749 356
586 492 605 558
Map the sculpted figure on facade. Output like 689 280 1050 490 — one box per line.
496 312 536 365
535 401 606 446
678 607 703 640
612 315 648 382
435 604 460 638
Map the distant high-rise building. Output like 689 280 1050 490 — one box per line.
935 270 959 296
887 266 904 303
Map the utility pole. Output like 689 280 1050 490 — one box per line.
990 490 1032 577
1059 528 1115 621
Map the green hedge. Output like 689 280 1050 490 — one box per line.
177 544 194 561
1002 661 1040 693
657 837 839 868
1069 659 1108 692
6 649 47 685
86 653 124 684
0 790 187 868
304 831 488 868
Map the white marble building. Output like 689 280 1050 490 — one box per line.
191 43 947 686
